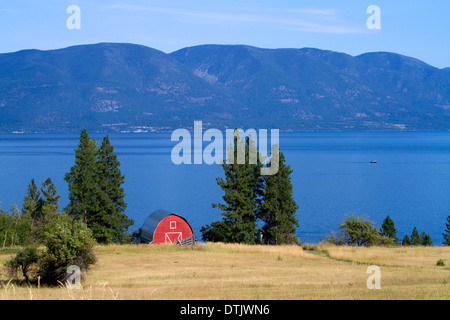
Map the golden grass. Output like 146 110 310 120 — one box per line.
0 243 449 300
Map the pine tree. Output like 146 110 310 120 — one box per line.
22 179 41 219
201 132 263 244
95 136 133 243
22 179 42 243
443 216 450 246
65 130 133 243
402 234 411 246
38 178 61 224
380 215 398 243
22 178 61 243
259 147 299 245
419 231 433 246
410 227 420 246
40 178 61 207
64 129 102 226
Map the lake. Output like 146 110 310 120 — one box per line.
0 132 449 244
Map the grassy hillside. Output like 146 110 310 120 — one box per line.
1 243 449 300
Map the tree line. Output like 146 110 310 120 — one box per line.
1 129 134 284
200 132 300 245
327 213 450 247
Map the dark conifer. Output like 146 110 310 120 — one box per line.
380 215 398 243
402 234 411 246
95 136 133 243
259 148 299 245
443 216 450 246
410 227 420 246
64 129 102 226
202 131 263 244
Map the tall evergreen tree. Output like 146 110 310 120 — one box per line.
380 215 398 243
259 147 299 245
201 132 263 244
65 129 102 225
95 136 133 243
65 130 133 243
443 216 450 246
410 227 420 246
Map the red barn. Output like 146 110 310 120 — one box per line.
140 209 195 244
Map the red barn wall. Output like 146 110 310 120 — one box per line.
153 214 194 244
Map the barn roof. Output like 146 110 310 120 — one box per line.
140 209 193 243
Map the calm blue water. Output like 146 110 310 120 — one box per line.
0 132 449 244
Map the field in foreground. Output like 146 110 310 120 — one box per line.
1 243 449 300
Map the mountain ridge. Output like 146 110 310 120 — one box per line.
0 42 449 133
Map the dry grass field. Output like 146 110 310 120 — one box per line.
0 243 449 300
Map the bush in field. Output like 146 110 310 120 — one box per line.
38 213 96 285
5 246 39 282
6 213 96 285
337 213 380 246
436 259 445 267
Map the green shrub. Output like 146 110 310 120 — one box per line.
337 213 380 246
436 259 445 267
5 246 39 282
39 213 96 284
325 232 345 246
379 236 399 246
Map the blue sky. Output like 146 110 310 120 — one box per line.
1 0 449 68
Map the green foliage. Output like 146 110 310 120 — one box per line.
337 213 380 246
325 231 345 246
22 178 40 219
436 259 445 267
28 178 61 243
443 216 450 246
0 203 34 248
379 236 398 246
65 130 133 243
410 227 420 246
202 132 263 244
5 246 39 282
419 231 433 246
65 129 101 225
259 148 300 245
380 215 398 244
94 136 134 243
5 213 97 285
0 209 15 248
202 133 300 245
402 235 411 246
404 227 433 246
38 213 96 284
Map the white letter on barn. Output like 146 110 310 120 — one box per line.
171 129 191 164
366 5 381 30
66 5 81 30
